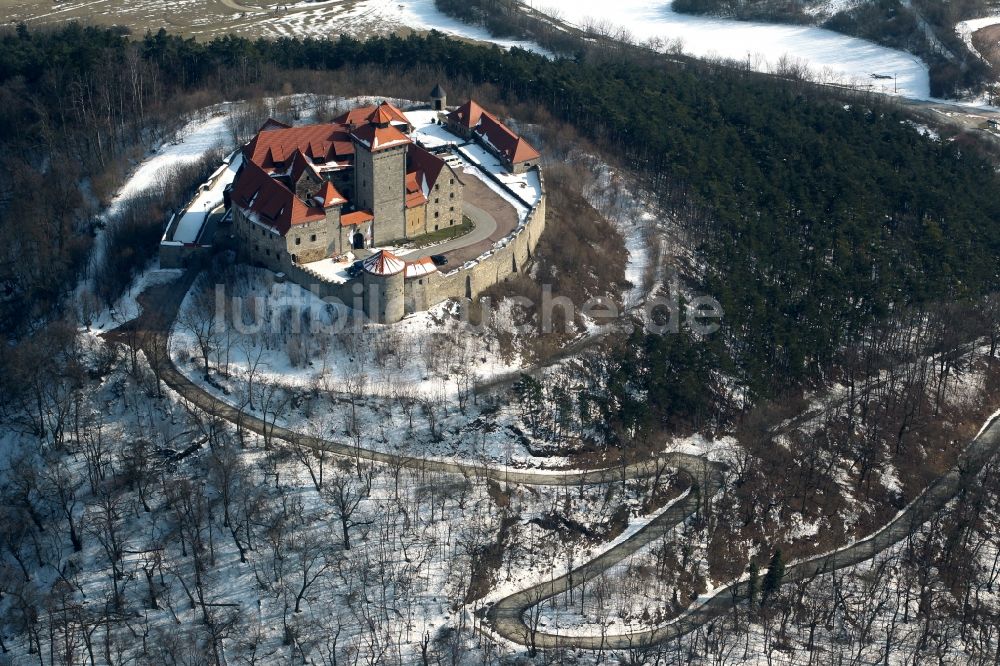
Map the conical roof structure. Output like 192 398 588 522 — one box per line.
362 249 406 276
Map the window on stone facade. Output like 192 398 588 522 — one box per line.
295 237 301 245
310 234 317 242
434 198 439 204
450 178 454 185
449 206 454 212
434 212 439 218
450 193 454 199
435 184 439 191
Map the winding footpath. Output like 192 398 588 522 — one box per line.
108 270 1000 652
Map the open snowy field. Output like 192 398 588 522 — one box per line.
2 0 543 50
537 0 931 98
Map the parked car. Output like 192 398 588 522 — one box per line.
346 260 364 278
430 254 448 266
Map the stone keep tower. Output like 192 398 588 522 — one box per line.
351 105 409 246
430 84 447 111
362 249 406 324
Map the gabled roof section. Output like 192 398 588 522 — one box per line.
288 150 320 184
230 160 325 236
447 99 487 130
315 181 347 208
407 144 446 192
362 249 406 276
335 101 409 128
405 172 428 209
476 113 541 165
351 123 411 153
341 210 374 227
258 118 291 132
431 83 446 98
245 123 355 170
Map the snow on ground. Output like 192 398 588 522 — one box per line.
257 0 549 53
536 0 930 98
406 109 461 149
957 15 1000 62
459 140 543 208
577 156 666 311
85 262 184 334
170 266 526 400
103 107 235 223
803 0 865 19
169 152 243 244
903 118 941 140
79 103 236 298
405 109 540 215
663 432 736 463
299 255 354 283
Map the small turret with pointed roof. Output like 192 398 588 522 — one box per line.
368 102 396 128
430 84 447 111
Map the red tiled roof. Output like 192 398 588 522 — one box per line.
447 99 487 130
368 104 396 126
335 101 409 128
476 113 541 165
407 144 447 192
288 150 320 184
351 123 411 153
405 190 427 209
230 160 325 236
245 123 355 170
363 249 406 276
315 181 347 208
341 210 374 227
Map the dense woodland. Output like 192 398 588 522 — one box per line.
2 24 999 401
0 22 999 664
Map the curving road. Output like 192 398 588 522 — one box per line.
109 270 1000 653
486 411 1000 650
411 201 498 260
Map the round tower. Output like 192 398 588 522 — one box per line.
430 83 447 112
361 250 406 324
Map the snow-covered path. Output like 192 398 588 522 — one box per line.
109 267 1000 651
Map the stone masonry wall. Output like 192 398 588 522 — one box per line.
425 164 464 232
407 167 547 316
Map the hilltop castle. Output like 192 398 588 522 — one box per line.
207 89 546 323
228 99 465 269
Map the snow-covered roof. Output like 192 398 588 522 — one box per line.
404 256 439 279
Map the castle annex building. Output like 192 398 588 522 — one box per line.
163 89 546 324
